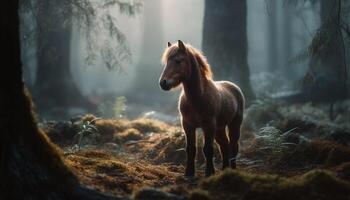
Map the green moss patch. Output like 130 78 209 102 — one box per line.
191 169 350 200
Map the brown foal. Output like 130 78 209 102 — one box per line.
159 40 245 177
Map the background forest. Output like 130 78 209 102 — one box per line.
2 0 350 200
20 0 350 120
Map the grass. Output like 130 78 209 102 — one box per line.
279 139 350 168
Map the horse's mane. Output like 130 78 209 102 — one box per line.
162 43 213 80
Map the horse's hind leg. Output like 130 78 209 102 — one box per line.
228 115 242 168
202 122 216 177
215 127 229 169
183 122 196 177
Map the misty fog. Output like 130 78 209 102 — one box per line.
20 0 342 119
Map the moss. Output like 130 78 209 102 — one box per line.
242 133 350 171
95 119 128 136
133 129 222 167
80 114 98 122
193 169 350 200
189 190 212 200
96 160 128 174
133 188 184 200
163 185 191 197
130 118 169 133
300 170 350 198
279 140 350 168
334 162 350 181
113 128 143 143
65 149 183 196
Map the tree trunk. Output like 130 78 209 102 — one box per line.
302 0 347 102
130 0 164 103
0 1 125 199
282 4 293 75
267 0 278 71
306 0 346 89
318 0 344 77
34 0 92 116
202 0 255 102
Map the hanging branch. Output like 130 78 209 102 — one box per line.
19 0 142 71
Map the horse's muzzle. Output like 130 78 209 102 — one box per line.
159 79 172 91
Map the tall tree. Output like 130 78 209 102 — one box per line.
304 0 347 97
282 3 293 75
0 1 127 199
267 0 279 71
202 0 255 102
20 0 139 117
130 0 164 103
34 0 89 114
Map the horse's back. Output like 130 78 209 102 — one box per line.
215 81 245 117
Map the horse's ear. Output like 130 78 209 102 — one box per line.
178 40 186 51
167 42 172 47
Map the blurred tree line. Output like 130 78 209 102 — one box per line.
275 0 350 116
203 0 349 104
18 0 350 115
20 0 141 117
1 0 350 199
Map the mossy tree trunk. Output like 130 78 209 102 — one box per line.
202 0 255 102
0 1 125 199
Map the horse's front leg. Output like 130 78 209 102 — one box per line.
183 122 196 177
202 121 216 177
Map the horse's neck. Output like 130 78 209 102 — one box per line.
182 64 206 101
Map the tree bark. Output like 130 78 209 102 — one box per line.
267 0 278 71
202 0 255 102
306 0 346 90
34 0 92 115
0 1 125 199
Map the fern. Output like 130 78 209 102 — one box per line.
255 126 298 158
75 118 101 150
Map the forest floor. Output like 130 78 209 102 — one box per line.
41 99 350 200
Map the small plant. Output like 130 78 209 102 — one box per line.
254 126 298 159
75 118 101 150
